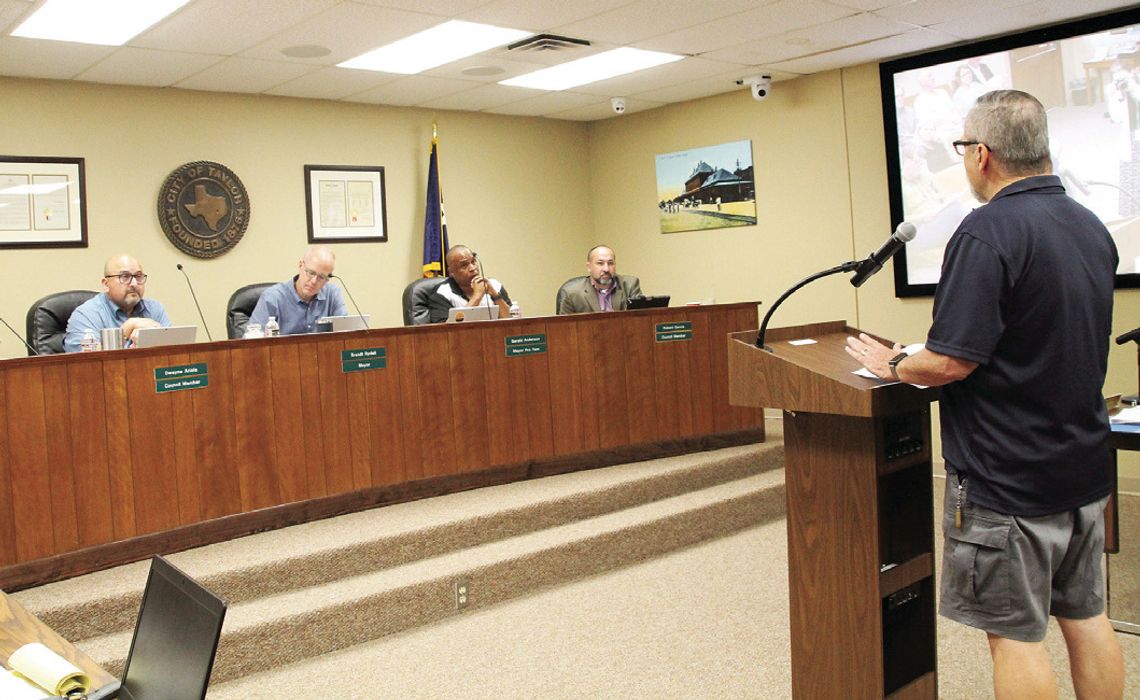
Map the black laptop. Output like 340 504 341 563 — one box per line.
89 556 227 700
627 295 670 310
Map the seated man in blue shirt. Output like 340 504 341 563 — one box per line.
249 245 347 335
64 254 172 352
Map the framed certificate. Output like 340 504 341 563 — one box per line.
0 156 87 248
304 165 387 244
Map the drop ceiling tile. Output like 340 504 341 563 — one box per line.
238 3 444 64
930 0 1140 41
421 54 551 83
0 36 113 80
265 66 399 100
875 0 1039 27
826 0 915 10
345 74 481 106
76 47 222 87
637 0 857 55
769 27 959 73
554 0 768 45
459 0 634 33
569 56 749 97
174 56 315 93
550 96 664 121
0 0 32 35
353 0 488 14
482 89 602 117
704 11 919 66
131 0 340 56
418 82 543 111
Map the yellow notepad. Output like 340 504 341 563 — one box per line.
7 642 89 697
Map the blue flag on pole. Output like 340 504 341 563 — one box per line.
422 130 449 277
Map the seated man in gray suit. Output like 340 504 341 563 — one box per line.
558 245 641 314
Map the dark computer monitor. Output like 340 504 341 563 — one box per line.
90 555 227 700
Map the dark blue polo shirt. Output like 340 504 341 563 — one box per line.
927 175 1117 516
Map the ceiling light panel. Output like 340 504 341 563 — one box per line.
338 20 531 74
12 0 191 46
500 47 683 90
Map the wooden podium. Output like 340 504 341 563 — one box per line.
728 321 940 699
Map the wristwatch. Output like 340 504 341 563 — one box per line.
888 352 908 380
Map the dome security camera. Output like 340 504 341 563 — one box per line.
611 97 627 115
738 74 772 101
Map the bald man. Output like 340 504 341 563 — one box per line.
249 245 347 335
64 253 172 352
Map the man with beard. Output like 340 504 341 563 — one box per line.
557 245 641 315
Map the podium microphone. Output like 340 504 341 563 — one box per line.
849 221 917 288
331 275 369 328
0 316 37 355
176 263 213 341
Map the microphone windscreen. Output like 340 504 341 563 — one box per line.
896 222 917 242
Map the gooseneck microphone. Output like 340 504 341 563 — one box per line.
331 275 369 328
755 221 915 349
176 263 213 341
0 316 37 355
849 222 917 288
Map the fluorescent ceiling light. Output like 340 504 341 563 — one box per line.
339 20 530 74
11 0 190 46
500 48 683 91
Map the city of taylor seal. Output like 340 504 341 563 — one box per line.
158 161 249 258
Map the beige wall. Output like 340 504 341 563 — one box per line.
2 65 1137 482
0 76 592 351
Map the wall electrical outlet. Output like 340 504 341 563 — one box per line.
455 579 470 609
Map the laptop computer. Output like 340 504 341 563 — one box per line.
88 555 227 700
446 305 499 323
132 325 198 349
316 314 370 332
627 295 670 310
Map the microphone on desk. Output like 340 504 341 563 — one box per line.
849 221 917 288
176 263 213 341
0 316 37 355
331 275 369 328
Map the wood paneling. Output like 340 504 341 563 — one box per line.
0 303 764 582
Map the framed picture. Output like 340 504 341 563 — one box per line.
0 155 87 248
881 6 1140 296
655 140 756 234
304 165 387 243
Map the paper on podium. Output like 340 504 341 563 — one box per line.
7 642 89 696
0 669 52 700
853 343 928 388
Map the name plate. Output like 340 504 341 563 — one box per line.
342 347 387 373
505 333 547 357
655 321 693 342
154 362 209 394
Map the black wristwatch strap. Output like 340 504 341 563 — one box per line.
888 352 908 380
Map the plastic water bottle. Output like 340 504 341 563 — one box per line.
509 301 521 318
264 316 280 337
80 328 100 352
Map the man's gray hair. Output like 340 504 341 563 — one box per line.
965 90 1051 175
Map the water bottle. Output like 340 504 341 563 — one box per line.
80 328 100 352
264 316 280 337
509 301 521 319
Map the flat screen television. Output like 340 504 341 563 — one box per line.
881 7 1140 296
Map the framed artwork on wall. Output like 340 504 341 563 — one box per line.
0 155 87 249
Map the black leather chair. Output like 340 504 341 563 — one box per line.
555 276 588 314
225 282 274 339
25 290 98 355
402 277 445 326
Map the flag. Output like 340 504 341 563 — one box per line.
422 128 449 277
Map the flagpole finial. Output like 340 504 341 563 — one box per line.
432 121 437 139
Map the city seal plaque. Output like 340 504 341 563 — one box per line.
157 161 250 258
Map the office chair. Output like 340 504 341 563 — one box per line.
225 282 274 339
402 277 445 326
25 290 98 355
555 276 588 314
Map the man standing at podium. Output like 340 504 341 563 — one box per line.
847 90 1123 699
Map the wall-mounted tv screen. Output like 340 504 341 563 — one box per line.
881 7 1140 297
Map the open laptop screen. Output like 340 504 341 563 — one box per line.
132 326 197 349
116 556 227 700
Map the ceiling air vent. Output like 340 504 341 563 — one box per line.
507 34 590 52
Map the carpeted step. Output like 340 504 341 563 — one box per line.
76 466 786 685
12 440 782 645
